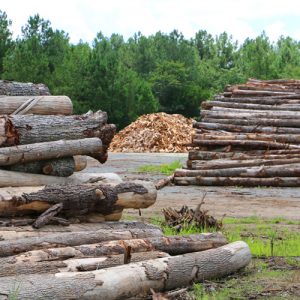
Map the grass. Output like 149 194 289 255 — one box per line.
150 215 300 299
136 160 182 175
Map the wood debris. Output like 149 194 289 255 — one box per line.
109 112 194 152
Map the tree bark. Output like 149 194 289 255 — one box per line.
2 157 76 177
203 117 300 128
214 95 300 104
175 163 300 178
0 227 163 257
0 241 251 300
0 80 50 96
0 180 157 218
174 176 300 187
194 122 300 134
187 157 300 170
0 111 114 147
191 139 300 149
0 233 226 276
0 138 105 166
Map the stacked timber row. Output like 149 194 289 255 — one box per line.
175 78 300 187
0 221 251 299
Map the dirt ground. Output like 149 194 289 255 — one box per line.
86 153 300 221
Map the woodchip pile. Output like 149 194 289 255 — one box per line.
174 78 300 187
109 112 194 153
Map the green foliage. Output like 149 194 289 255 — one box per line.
2 10 300 128
137 160 182 175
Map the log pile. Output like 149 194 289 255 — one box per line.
0 220 251 299
174 78 300 186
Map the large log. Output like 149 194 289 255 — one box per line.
174 176 300 187
0 233 227 276
0 138 105 166
188 150 300 161
202 100 300 111
187 157 300 170
203 117 300 128
0 251 169 276
194 122 300 134
175 163 300 178
0 180 157 219
0 227 163 257
0 80 50 96
0 221 161 241
191 139 300 149
0 111 114 147
0 241 251 300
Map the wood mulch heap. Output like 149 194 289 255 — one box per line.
109 112 194 153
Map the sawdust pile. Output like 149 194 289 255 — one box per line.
109 112 194 152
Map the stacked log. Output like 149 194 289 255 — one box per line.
174 79 300 186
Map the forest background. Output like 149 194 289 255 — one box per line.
1 11 299 129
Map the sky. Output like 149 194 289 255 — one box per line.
1 0 300 44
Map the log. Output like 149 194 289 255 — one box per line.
0 80 50 96
194 122 300 134
214 96 300 104
202 100 300 111
174 176 300 187
3 157 76 177
229 89 295 97
175 163 300 178
0 241 251 299
0 138 104 166
187 157 300 170
0 221 162 241
0 111 114 147
191 139 300 149
201 109 300 119
0 180 157 218
0 227 163 257
0 233 227 276
0 251 169 276
203 117 300 128
188 150 300 161
74 156 87 171
193 133 300 144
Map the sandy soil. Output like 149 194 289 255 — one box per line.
86 153 300 220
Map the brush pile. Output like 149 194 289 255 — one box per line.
174 78 300 186
109 112 194 152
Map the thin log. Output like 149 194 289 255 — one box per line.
0 221 162 241
191 139 300 149
174 176 300 187
203 117 300 128
0 138 104 166
0 111 113 146
202 100 300 111
0 80 50 96
230 89 295 97
175 163 300 178
155 174 175 190
187 157 300 170
2 157 76 177
73 156 87 171
0 228 163 257
193 122 300 134
214 96 300 104
188 150 300 161
0 241 251 300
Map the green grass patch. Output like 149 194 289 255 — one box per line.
136 160 182 175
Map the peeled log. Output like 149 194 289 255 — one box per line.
0 138 104 166
174 176 300 187
175 163 300 178
0 80 50 96
0 251 169 276
0 111 113 146
187 157 300 170
3 157 76 177
0 227 163 257
0 241 251 300
0 180 156 218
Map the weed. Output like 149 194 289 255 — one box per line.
136 160 182 175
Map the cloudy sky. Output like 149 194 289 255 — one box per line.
1 0 300 44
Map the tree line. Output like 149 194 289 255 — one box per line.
1 11 300 128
